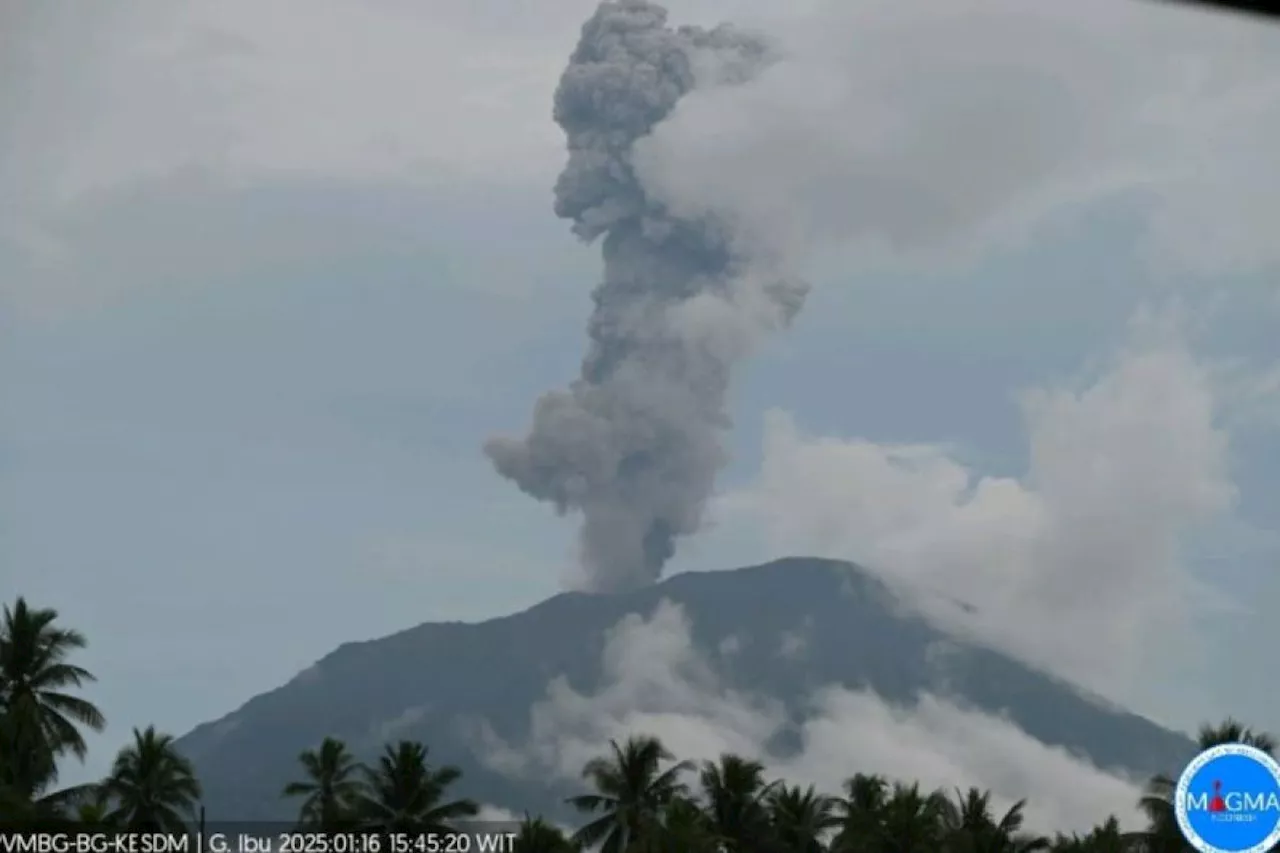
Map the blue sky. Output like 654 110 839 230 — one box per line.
3 0 1279 790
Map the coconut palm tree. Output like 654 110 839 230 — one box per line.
0 598 106 803
75 797 116 826
831 773 889 852
1196 719 1276 755
871 782 949 853
566 735 693 853
99 726 202 833
652 796 720 853
1049 816 1139 852
511 815 578 853
938 788 1049 852
356 740 479 833
767 784 839 853
699 753 778 853
283 737 365 830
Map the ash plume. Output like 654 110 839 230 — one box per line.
484 0 808 592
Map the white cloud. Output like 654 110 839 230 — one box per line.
9 0 1279 272
717 311 1236 701
474 600 1142 835
2 2 568 206
1 0 585 312
0 0 803 315
475 804 573 837
777 617 813 660
5 0 1279 316
472 600 785 784
366 704 431 746
474 804 522 825
0 0 801 210
637 0 1280 278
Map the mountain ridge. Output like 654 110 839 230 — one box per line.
176 557 1195 823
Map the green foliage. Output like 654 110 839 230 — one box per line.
0 598 105 806
1 594 1274 853
99 725 203 832
0 597 107 824
564 735 694 853
352 740 480 832
282 736 365 830
511 815 579 853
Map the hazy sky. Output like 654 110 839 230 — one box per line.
2 0 1279 797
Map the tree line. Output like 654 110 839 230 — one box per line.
1 596 1269 852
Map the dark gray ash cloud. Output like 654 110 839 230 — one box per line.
484 0 808 591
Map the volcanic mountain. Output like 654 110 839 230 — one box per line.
175 557 1194 823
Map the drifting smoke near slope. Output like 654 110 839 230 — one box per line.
485 0 808 591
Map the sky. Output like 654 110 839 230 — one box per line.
2 0 1279 828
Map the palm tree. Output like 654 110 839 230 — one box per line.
699 753 778 853
0 775 71 825
0 598 105 802
565 735 693 853
75 797 116 826
832 773 889 852
284 737 365 830
1195 718 1276 755
1138 718 1277 853
356 740 479 833
767 784 839 853
1050 816 1139 852
511 815 577 853
653 796 720 853
873 782 948 853
938 788 1049 852
99 726 202 833
1136 772 1186 853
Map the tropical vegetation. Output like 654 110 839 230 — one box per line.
0 595 1271 852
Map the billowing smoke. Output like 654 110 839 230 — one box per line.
484 0 808 592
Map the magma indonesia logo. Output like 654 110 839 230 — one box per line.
1176 743 1280 853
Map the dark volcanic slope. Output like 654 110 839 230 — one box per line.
176 557 1194 822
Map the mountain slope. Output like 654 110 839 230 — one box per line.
175 557 1194 822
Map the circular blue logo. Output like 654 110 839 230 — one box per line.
1176 744 1280 853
